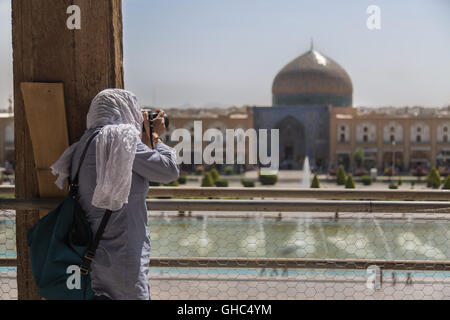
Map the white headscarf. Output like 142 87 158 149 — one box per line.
50 89 144 211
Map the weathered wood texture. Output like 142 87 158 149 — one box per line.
12 0 123 300
21 83 69 198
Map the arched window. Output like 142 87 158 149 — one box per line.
356 122 376 143
384 122 403 143
337 124 350 143
410 122 430 144
438 122 450 143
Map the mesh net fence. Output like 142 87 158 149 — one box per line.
1 209 449 300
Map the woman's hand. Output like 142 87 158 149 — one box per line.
152 109 166 137
142 109 166 149
142 111 152 148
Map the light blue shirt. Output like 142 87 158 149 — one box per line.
70 127 179 300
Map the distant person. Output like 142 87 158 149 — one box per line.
406 273 413 285
51 89 179 300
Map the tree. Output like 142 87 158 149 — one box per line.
210 168 220 182
336 165 347 185
345 174 356 189
310 174 320 188
442 176 450 190
353 148 365 168
201 173 214 187
427 167 441 189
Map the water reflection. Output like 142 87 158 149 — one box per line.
1 217 449 261
147 217 450 261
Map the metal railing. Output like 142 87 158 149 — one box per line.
3 185 450 200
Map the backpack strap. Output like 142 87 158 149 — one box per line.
80 209 113 275
67 129 113 276
69 130 101 198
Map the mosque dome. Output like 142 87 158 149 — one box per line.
272 44 353 107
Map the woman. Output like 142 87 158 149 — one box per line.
50 89 179 300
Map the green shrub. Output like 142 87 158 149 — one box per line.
361 175 372 186
411 182 415 189
241 179 255 188
310 174 320 188
345 174 355 189
259 174 278 186
427 167 441 189
397 177 403 186
178 175 187 185
164 180 179 187
442 176 450 190
336 165 347 186
214 179 229 187
210 168 220 182
224 166 234 176
389 183 398 189
353 148 365 168
201 173 214 187
149 181 161 187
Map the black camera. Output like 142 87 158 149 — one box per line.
142 109 170 147
142 109 170 131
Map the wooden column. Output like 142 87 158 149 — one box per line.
12 0 123 300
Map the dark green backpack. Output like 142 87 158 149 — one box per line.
27 131 112 300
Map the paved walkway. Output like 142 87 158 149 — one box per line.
1 270 449 300
149 272 450 300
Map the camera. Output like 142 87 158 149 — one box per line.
142 108 170 148
142 108 170 133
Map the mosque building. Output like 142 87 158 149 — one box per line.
166 43 450 173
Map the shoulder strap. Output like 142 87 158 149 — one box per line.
70 130 101 188
73 129 113 276
80 209 113 276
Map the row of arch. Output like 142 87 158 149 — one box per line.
338 122 450 144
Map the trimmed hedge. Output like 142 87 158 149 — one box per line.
201 173 214 187
224 166 234 176
336 165 347 185
149 181 161 187
241 179 255 188
361 175 372 186
310 174 320 188
345 174 355 189
427 167 441 189
210 168 220 182
443 176 450 190
214 179 229 187
178 175 187 185
164 180 179 187
259 174 278 186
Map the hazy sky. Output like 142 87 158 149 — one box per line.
1 0 449 109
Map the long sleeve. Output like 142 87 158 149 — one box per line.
132 141 180 184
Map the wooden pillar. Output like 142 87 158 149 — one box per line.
12 0 123 300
